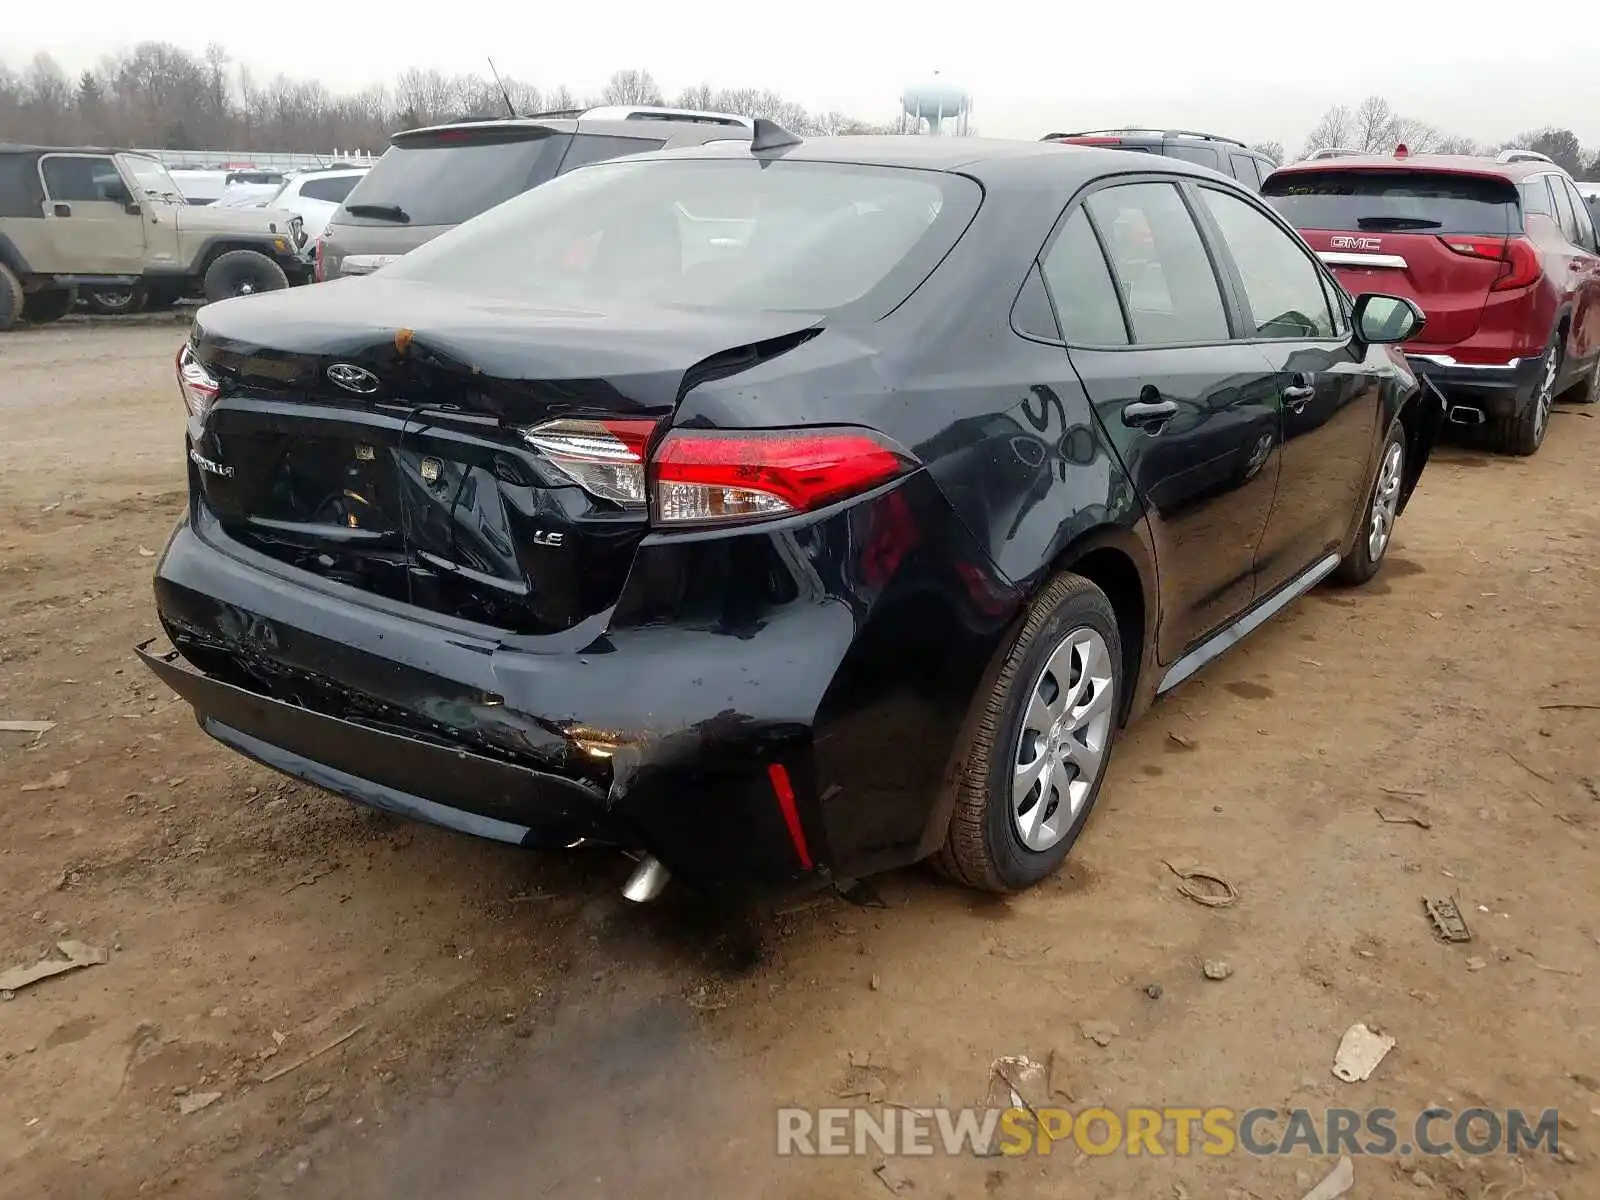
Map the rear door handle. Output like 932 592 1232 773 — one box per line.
1121 398 1178 429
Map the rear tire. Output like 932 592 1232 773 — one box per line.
21 286 77 324
1489 333 1559 455
82 286 146 316
1333 420 1406 586
934 573 1122 893
0 263 24 331
202 251 288 303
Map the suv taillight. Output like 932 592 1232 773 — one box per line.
1438 234 1542 292
518 420 917 527
313 235 327 282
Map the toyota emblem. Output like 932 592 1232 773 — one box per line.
327 363 380 395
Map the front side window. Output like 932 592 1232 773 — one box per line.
1200 187 1336 339
1083 182 1230 345
1039 208 1129 345
1560 179 1597 250
41 155 126 204
1230 154 1263 190
383 157 980 318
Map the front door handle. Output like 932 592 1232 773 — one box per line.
52 202 71 217
1282 371 1316 410
1121 398 1178 429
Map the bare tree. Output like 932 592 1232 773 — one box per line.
1434 134 1479 156
1250 140 1284 166
600 69 662 106
674 82 716 111
1352 95 1397 153
1300 104 1353 158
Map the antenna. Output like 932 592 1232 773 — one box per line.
486 57 516 119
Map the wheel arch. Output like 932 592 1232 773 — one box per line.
0 234 32 281
1042 525 1158 727
188 236 285 276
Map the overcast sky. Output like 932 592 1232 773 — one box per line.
11 0 1600 150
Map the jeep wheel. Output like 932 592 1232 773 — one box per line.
21 286 77 325
82 286 147 316
203 251 289 303
0 263 23 332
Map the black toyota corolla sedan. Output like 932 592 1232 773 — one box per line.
142 124 1444 901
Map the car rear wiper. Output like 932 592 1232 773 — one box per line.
344 203 411 223
1355 216 1442 230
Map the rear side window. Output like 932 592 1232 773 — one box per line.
1083 182 1230 345
1549 177 1580 242
1519 179 1554 216
558 134 666 174
1163 144 1222 171
383 157 980 318
1560 179 1597 250
299 175 360 203
341 130 571 226
1040 209 1129 345
1262 170 1518 235
1229 154 1263 190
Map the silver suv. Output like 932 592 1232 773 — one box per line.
315 105 752 281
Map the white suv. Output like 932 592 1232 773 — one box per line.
262 168 369 242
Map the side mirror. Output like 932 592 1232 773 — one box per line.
1351 293 1425 344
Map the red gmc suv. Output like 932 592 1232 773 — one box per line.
1263 148 1600 455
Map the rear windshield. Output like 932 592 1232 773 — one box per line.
338 130 571 227
1262 170 1518 234
382 157 982 317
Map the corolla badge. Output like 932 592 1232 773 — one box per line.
326 363 380 395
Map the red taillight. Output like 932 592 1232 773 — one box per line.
313 235 326 282
519 418 657 507
1438 234 1542 291
519 420 917 527
649 427 916 527
176 344 219 419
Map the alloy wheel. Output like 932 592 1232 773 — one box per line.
1368 440 1405 562
1532 345 1559 443
1011 627 1115 852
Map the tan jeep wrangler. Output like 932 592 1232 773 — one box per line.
0 145 309 331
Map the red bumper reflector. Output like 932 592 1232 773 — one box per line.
766 762 813 870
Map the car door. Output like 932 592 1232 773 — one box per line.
1191 182 1387 595
1044 178 1283 663
36 153 147 275
1552 176 1600 366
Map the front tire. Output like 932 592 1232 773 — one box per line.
202 251 289 303
1489 334 1559 455
21 286 77 324
1334 420 1406 586
935 573 1122 893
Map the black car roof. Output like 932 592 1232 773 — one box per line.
648 135 1238 186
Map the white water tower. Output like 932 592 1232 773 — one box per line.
900 73 972 135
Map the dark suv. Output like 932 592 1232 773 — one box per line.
1041 129 1277 191
315 105 753 281
1263 147 1600 454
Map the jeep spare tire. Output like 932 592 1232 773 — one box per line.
22 286 77 324
0 263 23 332
203 250 289 303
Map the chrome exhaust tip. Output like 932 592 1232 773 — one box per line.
621 855 671 903
1448 405 1485 426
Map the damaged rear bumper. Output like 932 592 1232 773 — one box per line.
141 477 1022 896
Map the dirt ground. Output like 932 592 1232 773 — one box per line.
1 317 1597 1200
